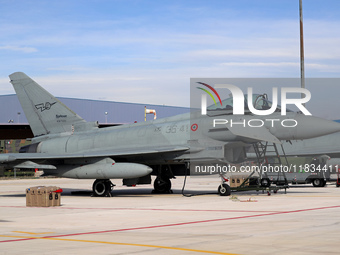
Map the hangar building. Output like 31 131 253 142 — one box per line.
0 94 189 125
0 94 189 153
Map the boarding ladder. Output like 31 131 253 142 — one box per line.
252 142 288 187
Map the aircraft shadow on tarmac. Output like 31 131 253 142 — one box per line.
1 185 335 198
0 194 26 198
0 188 217 198
64 188 219 197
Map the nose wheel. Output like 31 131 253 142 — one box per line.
218 183 231 196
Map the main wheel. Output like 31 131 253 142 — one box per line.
93 179 112 196
153 177 172 193
218 184 231 196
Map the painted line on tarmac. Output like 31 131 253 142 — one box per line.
0 234 237 255
12 231 55 235
284 195 340 197
1 205 340 244
45 205 340 239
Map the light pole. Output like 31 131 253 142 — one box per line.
299 0 305 102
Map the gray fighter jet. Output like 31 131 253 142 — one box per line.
1 72 340 196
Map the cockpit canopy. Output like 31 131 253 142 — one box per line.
207 94 293 115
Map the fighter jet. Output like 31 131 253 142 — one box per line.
1 72 340 196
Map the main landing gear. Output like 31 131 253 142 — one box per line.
152 165 174 194
153 177 172 193
92 179 115 197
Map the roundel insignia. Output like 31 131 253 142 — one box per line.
191 123 198 131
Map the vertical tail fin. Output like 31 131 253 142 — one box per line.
9 72 86 137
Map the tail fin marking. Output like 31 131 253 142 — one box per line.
9 72 86 137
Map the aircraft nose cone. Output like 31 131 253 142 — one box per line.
294 115 340 139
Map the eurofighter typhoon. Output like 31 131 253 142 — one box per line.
1 72 339 196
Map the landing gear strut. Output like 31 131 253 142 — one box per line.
92 179 114 197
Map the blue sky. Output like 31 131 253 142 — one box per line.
0 0 339 107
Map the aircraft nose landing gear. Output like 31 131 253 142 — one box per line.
218 174 231 196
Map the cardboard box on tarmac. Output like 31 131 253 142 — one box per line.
26 186 43 207
26 186 62 207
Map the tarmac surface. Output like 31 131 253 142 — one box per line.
0 176 340 255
